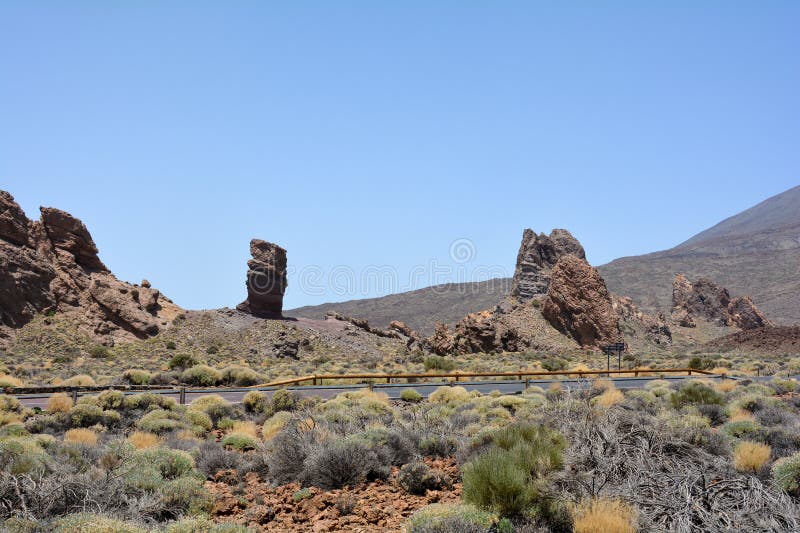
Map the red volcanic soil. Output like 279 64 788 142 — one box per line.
206 457 461 532
704 326 800 355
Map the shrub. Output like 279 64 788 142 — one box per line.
772 452 800 495
669 382 724 409
122 369 152 386
593 388 624 408
722 420 761 439
0 374 24 388
262 411 293 440
222 365 260 386
64 428 98 446
181 365 222 386
168 352 196 370
129 431 161 449
137 409 184 434
122 392 177 412
770 378 797 395
88 345 112 359
46 392 74 413
419 435 459 458
221 432 258 451
463 424 565 517
195 440 245 478
159 475 212 515
165 518 251 533
697 403 728 426
572 498 636 533
62 374 96 387
270 388 298 413
540 357 568 372
68 404 104 427
0 395 21 413
424 355 457 371
133 447 195 479
302 438 390 489
206 345 219 355
687 356 714 371
406 503 495 533
734 441 771 473
429 386 471 405
400 388 423 403
189 395 234 426
398 462 450 495
242 390 267 413
97 390 125 410
53 513 147 533
292 487 313 502
231 421 258 437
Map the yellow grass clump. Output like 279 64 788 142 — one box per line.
46 392 74 413
715 380 738 393
0 374 24 388
62 374 96 387
429 386 471 405
128 431 161 449
65 428 98 446
262 411 293 440
572 498 637 533
730 409 756 423
231 421 258 438
569 363 592 376
590 379 614 393
734 441 771 473
548 382 563 393
594 388 625 408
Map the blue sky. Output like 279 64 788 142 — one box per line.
1 2 798 310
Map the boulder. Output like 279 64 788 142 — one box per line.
671 274 772 330
236 239 287 318
727 296 772 330
510 228 585 303
541 255 621 346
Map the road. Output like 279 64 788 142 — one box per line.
13 374 734 409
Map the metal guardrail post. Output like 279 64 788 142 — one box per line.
71 388 78 404
179 387 186 405
524 378 530 390
368 382 374 392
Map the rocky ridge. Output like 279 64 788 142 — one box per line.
510 228 586 303
671 274 772 330
0 191 180 342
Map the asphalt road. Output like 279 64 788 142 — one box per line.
13 374 733 409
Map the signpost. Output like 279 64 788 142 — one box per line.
601 342 626 373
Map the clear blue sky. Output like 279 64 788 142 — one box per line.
1 2 798 310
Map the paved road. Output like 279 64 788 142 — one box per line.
13 374 734 409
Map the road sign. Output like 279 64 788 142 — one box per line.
601 342 626 371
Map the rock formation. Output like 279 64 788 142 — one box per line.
510 228 586 303
324 312 422 350
426 310 521 355
671 274 771 330
236 239 287 318
613 295 672 345
0 190 180 340
541 255 622 346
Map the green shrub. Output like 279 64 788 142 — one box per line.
165 341 177 350
168 352 196 370
221 432 258 451
406 503 495 533
181 365 222 386
88 345 113 359
540 358 568 372
687 356 714 370
122 393 177 412
302 438 390 490
222 365 260 386
669 382 724 409
122 369 152 386
132 447 196 479
398 462 450 495
242 391 267 413
206 345 219 355
462 423 565 518
189 395 234 426
164 518 250 533
400 388 423 403
424 355 457 371
68 404 104 428
97 390 125 410
53 513 147 533
0 395 22 413
159 476 212 515
136 410 184 434
271 389 298 413
772 452 800 495
292 487 313 502
722 420 761 439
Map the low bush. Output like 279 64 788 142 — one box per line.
302 438 390 489
53 513 147 533
0 374 24 388
221 432 258 451
64 428 98 446
122 369 152 385
168 352 197 370
68 404 104 428
772 452 800 495
424 355 457 371
401 388 423 403
97 390 125 410
292 487 313 502
242 391 267 413
129 431 161 449
594 388 624 408
122 392 177 412
270 388 298 413
189 395 234 427
262 411 292 440
88 345 112 359
670 382 724 409
429 386 471 405
195 440 245 478
132 447 195 479
222 365 260 386
181 365 222 386
46 392 74 413
572 498 637 533
734 441 771 473
722 420 761 439
62 374 96 387
398 461 450 495
405 503 495 533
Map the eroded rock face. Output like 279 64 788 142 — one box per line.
236 239 287 318
426 310 520 355
510 228 586 303
541 255 621 346
0 191 181 340
671 274 771 330
613 295 672 345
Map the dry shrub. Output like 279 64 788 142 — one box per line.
46 392 74 413
62 374 96 387
572 498 637 533
570 364 592 375
129 431 161 449
595 389 625 408
0 373 23 387
730 409 756 423
262 411 292 440
428 386 470 404
715 380 738 393
734 441 771 473
64 428 98 446
548 382 563 393
231 421 258 438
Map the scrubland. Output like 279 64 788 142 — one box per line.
0 374 798 531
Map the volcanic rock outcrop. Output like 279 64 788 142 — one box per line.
671 274 771 330
541 255 622 346
236 239 288 318
427 310 520 355
510 228 586 303
0 190 180 340
613 295 672 345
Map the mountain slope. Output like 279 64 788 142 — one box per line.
599 185 800 324
286 278 511 336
